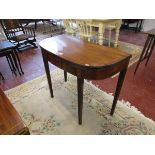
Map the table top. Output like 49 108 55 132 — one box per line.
0 40 16 52
92 19 122 23
39 34 131 69
0 88 26 135
143 29 155 35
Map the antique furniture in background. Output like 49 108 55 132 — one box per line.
39 34 131 125
121 19 143 32
19 19 43 29
76 19 98 42
63 19 78 36
0 88 30 135
0 40 24 77
91 19 122 47
1 19 37 51
134 29 155 74
63 19 122 47
105 25 116 47
42 19 64 34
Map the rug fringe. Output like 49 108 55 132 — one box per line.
88 80 155 124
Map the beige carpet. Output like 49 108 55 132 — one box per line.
5 69 155 135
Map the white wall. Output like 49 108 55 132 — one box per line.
142 19 155 31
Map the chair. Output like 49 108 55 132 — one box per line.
1 19 37 51
63 19 78 36
76 20 98 43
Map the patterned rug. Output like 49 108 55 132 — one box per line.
5 69 155 135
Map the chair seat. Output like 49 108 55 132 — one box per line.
12 34 34 42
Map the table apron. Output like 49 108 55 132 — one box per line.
44 51 129 80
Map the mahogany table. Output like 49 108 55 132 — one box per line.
39 34 131 125
134 29 155 74
0 88 30 135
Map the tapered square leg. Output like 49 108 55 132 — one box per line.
64 71 67 82
77 77 84 125
110 68 127 115
42 51 54 98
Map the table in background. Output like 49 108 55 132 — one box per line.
0 88 30 135
40 34 131 125
0 40 24 77
92 19 122 47
134 29 155 74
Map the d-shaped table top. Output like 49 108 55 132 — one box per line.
39 34 131 69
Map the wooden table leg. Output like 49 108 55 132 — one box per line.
7 54 17 76
77 77 84 125
64 71 67 82
6 55 14 72
114 24 121 48
11 51 23 75
42 52 54 98
110 68 127 115
98 23 105 45
145 36 155 66
134 35 155 74
14 49 24 74
134 35 150 74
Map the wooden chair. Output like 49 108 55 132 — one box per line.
1 19 37 52
63 19 78 36
76 20 98 43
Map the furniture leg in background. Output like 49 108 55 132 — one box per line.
12 49 24 75
0 72 4 80
134 31 155 74
114 22 121 48
98 23 105 45
6 54 17 76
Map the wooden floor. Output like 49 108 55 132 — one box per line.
0 30 155 121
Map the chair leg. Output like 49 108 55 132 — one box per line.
7 54 17 76
28 40 38 48
6 56 14 71
108 28 112 47
14 49 24 74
